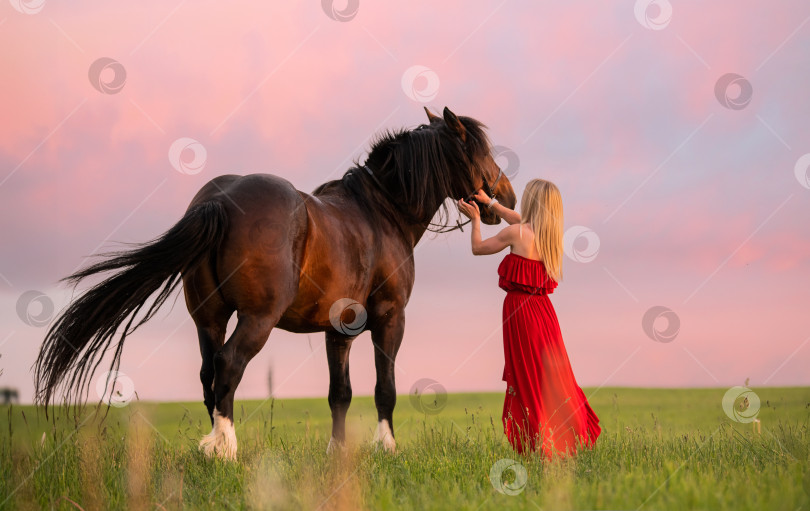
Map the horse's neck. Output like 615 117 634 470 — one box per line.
398 196 459 248
363 174 445 248
400 221 430 248
351 160 467 247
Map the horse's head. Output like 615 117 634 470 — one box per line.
424 106 517 225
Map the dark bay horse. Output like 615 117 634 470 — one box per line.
34 107 517 460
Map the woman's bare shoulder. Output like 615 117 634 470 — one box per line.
498 223 522 239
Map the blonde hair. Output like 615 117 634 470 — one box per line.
520 179 563 282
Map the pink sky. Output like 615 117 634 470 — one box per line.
1 1 809 404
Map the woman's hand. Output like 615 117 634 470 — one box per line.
473 189 491 206
457 198 480 220
473 188 521 225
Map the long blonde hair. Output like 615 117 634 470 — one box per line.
520 179 563 282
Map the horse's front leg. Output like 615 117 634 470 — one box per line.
325 331 355 454
370 309 405 453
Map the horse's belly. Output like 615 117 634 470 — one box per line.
275 310 329 333
277 297 362 334
275 269 371 335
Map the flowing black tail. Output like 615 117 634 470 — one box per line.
34 200 228 410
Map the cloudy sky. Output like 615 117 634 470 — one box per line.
1 1 809 405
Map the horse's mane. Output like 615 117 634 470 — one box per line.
315 116 491 230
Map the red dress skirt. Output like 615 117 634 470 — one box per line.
499 252 601 458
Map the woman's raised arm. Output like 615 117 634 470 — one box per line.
457 199 517 256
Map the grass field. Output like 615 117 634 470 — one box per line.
1 387 809 510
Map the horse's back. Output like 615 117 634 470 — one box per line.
190 173 302 209
183 172 409 334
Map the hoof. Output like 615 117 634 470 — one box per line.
326 436 348 455
372 419 397 453
199 410 237 461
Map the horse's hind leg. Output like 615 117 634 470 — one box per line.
199 313 278 460
184 269 232 425
198 324 226 424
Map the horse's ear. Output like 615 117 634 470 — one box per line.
442 107 466 142
424 106 441 123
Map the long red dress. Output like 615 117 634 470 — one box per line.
499 252 601 458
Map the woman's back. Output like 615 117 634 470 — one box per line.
510 223 542 261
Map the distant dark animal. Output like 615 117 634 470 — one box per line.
34 107 517 459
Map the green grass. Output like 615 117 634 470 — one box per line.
1 387 809 510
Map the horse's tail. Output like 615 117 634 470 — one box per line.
34 200 229 410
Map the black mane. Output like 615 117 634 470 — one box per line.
317 116 492 230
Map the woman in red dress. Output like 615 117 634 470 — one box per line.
457 179 600 459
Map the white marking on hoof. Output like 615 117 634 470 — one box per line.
199 409 237 461
372 419 396 453
326 436 347 455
